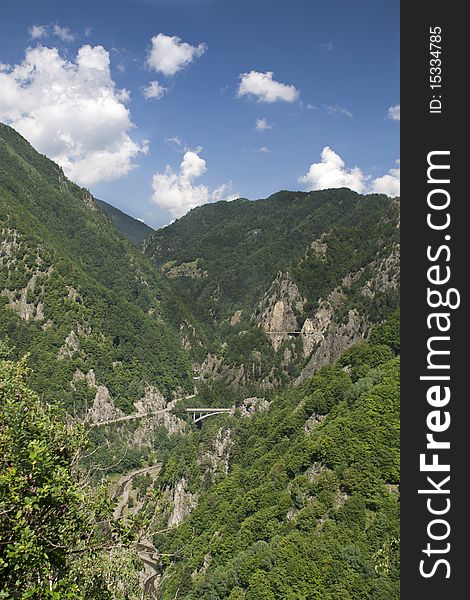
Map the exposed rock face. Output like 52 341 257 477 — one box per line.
132 386 188 440
297 308 365 383
309 237 328 258
199 427 234 476
73 368 125 424
88 384 124 424
72 368 96 388
304 413 326 434
237 397 270 417
361 243 400 299
1 228 52 322
258 272 306 350
58 329 81 359
192 553 212 580
301 305 334 359
134 385 167 414
134 410 187 439
230 310 243 326
295 242 399 383
0 227 21 259
82 190 97 211
1 282 45 321
296 279 365 382
167 478 198 528
58 324 92 360
180 319 203 351
200 353 246 388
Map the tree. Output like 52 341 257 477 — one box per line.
0 355 118 598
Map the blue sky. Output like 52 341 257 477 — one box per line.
0 0 399 228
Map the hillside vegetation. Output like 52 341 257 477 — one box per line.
0 123 195 415
144 189 399 389
0 123 400 599
95 198 154 245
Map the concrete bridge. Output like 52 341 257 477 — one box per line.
186 407 232 424
265 331 302 335
89 406 232 428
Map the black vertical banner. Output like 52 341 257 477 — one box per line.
401 3 466 598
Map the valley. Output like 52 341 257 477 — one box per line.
0 124 400 599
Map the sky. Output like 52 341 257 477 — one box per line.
0 0 399 228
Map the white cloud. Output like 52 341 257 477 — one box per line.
151 150 237 218
165 136 182 147
324 104 353 118
372 161 400 196
237 71 299 103
256 146 271 154
387 104 400 121
255 118 272 131
29 23 74 43
146 33 206 76
29 25 46 39
53 25 74 43
299 147 367 193
0 44 146 186
143 80 167 99
298 147 400 197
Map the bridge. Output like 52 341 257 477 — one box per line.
186 407 232 424
265 330 302 335
90 406 233 428
89 409 170 428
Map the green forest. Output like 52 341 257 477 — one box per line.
0 124 400 599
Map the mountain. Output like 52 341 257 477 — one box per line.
0 123 400 598
152 315 400 599
0 123 195 416
144 190 399 390
95 198 154 245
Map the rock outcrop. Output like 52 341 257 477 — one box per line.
257 272 306 350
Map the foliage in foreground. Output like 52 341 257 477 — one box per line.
0 351 141 599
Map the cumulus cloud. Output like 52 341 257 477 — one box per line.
387 104 400 121
143 80 167 99
299 147 367 193
298 147 400 197
151 150 237 218
372 161 400 196
237 71 299 103
255 118 272 131
0 44 146 186
256 146 271 154
146 33 206 76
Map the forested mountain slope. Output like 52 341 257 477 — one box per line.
117 313 401 599
95 198 154 245
0 123 195 415
144 189 399 390
0 123 400 599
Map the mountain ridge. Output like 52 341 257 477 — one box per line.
0 122 400 599
95 198 154 245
